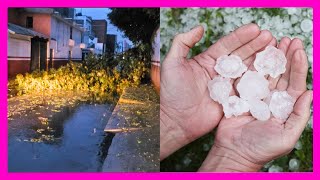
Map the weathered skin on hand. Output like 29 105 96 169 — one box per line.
199 37 312 172
160 24 273 160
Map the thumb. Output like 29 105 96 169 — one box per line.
167 25 204 59
284 90 313 144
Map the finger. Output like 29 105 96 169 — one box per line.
204 23 260 60
287 49 308 99
276 38 304 90
233 30 273 65
284 90 312 146
279 37 291 53
167 25 204 59
268 37 291 90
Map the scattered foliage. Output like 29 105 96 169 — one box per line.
9 45 150 100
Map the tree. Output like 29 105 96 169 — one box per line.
108 8 159 45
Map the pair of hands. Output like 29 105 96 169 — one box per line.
160 23 313 172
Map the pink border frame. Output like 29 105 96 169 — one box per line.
0 0 318 178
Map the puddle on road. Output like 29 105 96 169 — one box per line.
8 103 115 172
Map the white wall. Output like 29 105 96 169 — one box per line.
8 34 31 60
50 16 83 60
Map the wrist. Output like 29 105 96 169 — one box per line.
199 145 263 172
160 105 189 160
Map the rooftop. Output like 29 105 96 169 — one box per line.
8 23 49 39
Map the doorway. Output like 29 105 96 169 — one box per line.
30 37 48 72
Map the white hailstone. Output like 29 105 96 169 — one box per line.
182 157 192 166
283 21 291 29
278 32 284 37
224 24 234 33
237 71 270 100
289 28 295 34
216 16 223 23
296 8 302 15
290 15 299 24
294 140 303 150
289 158 300 171
257 19 264 26
234 18 242 27
214 55 247 78
225 8 233 14
222 96 250 118
287 8 297 15
248 99 271 121
254 46 287 78
268 165 283 172
302 11 307 16
203 144 210 151
294 25 302 33
264 160 274 168
241 15 253 24
224 15 232 22
301 19 313 33
307 116 313 129
269 91 295 120
207 76 232 104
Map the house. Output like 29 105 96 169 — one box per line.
75 14 110 56
75 14 93 45
8 8 85 77
8 23 49 76
92 20 107 53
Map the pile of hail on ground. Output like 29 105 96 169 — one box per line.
208 46 295 121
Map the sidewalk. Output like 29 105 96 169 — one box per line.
102 84 160 172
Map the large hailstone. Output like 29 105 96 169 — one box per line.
214 55 247 78
269 91 295 120
248 99 271 121
237 71 270 100
207 76 232 104
254 46 287 78
222 96 250 118
300 19 312 33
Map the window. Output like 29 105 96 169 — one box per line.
70 27 73 39
26 16 33 28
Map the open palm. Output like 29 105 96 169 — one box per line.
160 24 276 159
199 37 312 171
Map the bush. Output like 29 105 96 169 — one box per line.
11 45 150 100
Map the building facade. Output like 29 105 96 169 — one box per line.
8 8 85 77
74 14 93 46
92 20 107 53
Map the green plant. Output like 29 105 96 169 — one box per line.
10 46 150 101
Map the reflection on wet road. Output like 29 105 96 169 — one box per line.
9 103 114 172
